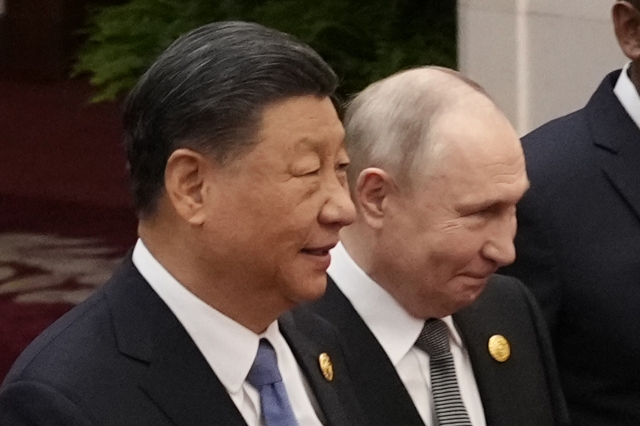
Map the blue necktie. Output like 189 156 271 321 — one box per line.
246 339 299 426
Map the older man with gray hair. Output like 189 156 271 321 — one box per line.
309 66 570 426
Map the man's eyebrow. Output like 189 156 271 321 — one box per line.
296 136 327 148
459 199 500 212
460 190 529 212
289 138 322 155
294 135 347 154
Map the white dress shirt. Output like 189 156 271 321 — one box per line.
613 61 640 130
132 239 324 426
328 242 486 426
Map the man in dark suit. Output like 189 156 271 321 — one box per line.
0 21 364 426
500 1 640 425
308 67 569 426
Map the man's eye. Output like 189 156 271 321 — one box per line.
462 206 493 218
336 162 350 172
475 204 506 218
303 169 320 176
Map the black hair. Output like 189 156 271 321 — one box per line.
123 21 338 217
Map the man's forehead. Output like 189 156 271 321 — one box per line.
420 135 527 192
257 96 341 131
292 135 347 155
250 97 346 159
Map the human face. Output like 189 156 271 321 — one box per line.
199 96 355 308
373 100 529 319
614 0 640 91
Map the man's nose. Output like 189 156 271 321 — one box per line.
482 210 517 267
319 179 356 227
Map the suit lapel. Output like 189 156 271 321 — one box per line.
140 334 247 426
453 280 536 426
106 258 247 426
279 310 352 426
453 304 503 425
588 71 640 222
311 279 425 426
453 276 559 426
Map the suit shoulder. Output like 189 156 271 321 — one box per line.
484 274 528 294
5 288 111 379
1 260 136 396
521 108 592 179
472 275 537 313
523 108 587 146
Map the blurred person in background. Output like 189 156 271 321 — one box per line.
501 1 640 424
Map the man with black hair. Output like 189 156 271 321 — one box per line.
501 1 640 424
0 21 363 426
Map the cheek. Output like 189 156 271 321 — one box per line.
237 181 310 224
439 242 478 264
258 193 327 255
427 232 486 276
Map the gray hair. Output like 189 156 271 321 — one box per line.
343 66 492 193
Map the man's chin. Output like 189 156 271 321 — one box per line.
286 274 328 304
458 275 490 301
457 286 486 310
431 292 485 319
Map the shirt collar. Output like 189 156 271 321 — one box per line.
132 239 276 394
613 61 640 130
327 242 463 365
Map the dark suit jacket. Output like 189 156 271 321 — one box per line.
0 255 365 426
500 70 640 426
308 274 569 426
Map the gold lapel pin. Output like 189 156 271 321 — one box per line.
488 334 511 362
318 352 334 381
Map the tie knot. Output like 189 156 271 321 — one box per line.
246 339 282 388
416 318 451 358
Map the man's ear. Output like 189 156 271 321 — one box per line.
354 168 396 229
164 148 209 226
613 1 640 61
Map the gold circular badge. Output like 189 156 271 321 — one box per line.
488 335 511 362
318 352 334 381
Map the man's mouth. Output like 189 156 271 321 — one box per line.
301 243 337 256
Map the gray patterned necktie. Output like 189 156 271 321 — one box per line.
415 319 473 426
246 339 299 426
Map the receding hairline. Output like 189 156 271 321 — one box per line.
373 66 491 98
345 66 498 132
343 66 500 193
